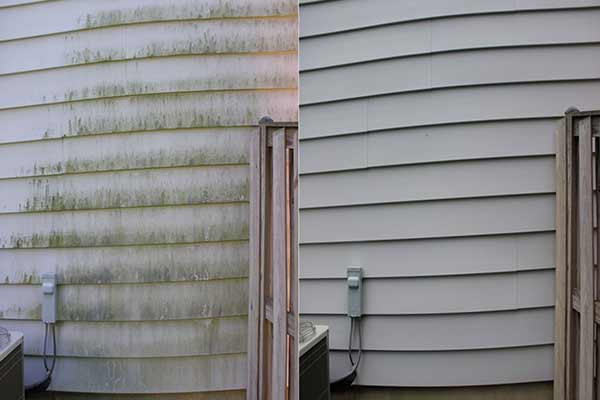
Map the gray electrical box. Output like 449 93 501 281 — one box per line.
347 267 363 317
41 273 57 324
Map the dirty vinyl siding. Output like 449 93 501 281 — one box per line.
0 0 297 395
298 0 600 387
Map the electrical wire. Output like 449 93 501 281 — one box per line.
330 316 363 391
25 322 57 394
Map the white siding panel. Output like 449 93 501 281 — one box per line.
1 53 297 109
298 2 592 389
0 128 251 180
300 0 600 37
1 317 248 357
300 269 554 314
0 165 249 213
300 119 556 174
0 241 248 285
300 8 600 70
0 203 248 249
1 0 297 395
300 232 554 278
0 0 297 41
299 133 367 174
366 119 556 170
300 81 600 139
304 307 554 350
24 391 244 400
329 346 553 386
0 279 248 321
0 90 297 144
0 18 297 75
23 354 246 393
301 44 600 104
300 157 554 208
300 194 554 244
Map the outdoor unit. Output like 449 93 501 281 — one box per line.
299 325 330 400
0 329 24 400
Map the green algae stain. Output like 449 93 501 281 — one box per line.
81 1 296 30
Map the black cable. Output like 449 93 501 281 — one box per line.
25 322 57 394
330 316 363 392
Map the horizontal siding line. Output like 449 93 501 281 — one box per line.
298 116 560 142
0 14 298 44
23 351 247 360
298 6 600 39
300 77 600 106
0 87 297 113
299 0 329 4
326 341 555 354
0 162 249 183
0 125 256 148
1 274 249 287
327 343 554 354
299 41 600 73
299 265 555 281
0 238 248 252
0 0 55 9
299 154 554 177
299 229 555 246
299 191 555 211
301 305 555 318
0 314 248 324
0 199 248 217
3 313 250 324
0 49 298 78
25 351 247 361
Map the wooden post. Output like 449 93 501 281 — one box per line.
577 116 594 400
554 117 567 400
247 122 299 400
554 111 600 400
272 128 288 400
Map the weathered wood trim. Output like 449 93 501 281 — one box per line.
271 128 287 399
248 123 298 399
289 127 299 400
554 116 567 400
247 128 261 400
577 116 594 400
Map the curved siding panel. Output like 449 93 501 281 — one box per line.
0 0 297 396
305 308 554 351
0 18 297 75
299 2 598 388
329 346 554 386
300 8 600 70
0 0 297 41
299 0 600 37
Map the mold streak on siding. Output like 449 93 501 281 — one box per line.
299 2 599 387
0 0 297 395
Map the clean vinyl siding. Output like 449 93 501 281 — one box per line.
0 0 297 396
299 2 600 387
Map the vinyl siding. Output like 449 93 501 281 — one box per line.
0 0 297 396
299 1 600 387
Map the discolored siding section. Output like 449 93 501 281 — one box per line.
299 0 600 388
0 0 297 396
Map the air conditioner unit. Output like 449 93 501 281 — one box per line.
300 325 330 400
0 330 24 400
